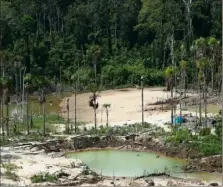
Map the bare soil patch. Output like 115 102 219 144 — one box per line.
60 87 179 124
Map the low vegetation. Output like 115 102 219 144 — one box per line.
165 118 222 156
80 122 155 136
30 173 57 183
2 163 20 181
0 114 65 146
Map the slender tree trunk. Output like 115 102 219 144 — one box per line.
43 103 46 135
26 92 29 135
211 68 214 95
43 8 46 37
203 71 207 128
184 70 186 98
94 107 97 130
57 8 60 33
94 59 97 131
101 108 103 126
114 13 117 52
49 17 52 38
0 0 3 78
67 99 70 134
1 100 4 136
94 94 97 131
162 44 167 69
13 117 16 134
107 25 112 55
180 99 182 125
81 44 85 66
30 110 33 128
171 82 174 124
141 76 144 126
106 109 108 128
22 67 26 122
20 68 22 98
15 67 18 94
182 0 193 51
222 2 223 132
171 31 176 97
6 103 9 136
74 82 77 133
59 66 62 94
0 57 3 78
199 81 202 126
61 17 64 33
78 62 80 88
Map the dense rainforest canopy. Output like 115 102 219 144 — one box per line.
0 0 222 93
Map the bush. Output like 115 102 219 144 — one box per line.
142 122 151 129
166 128 192 144
199 128 211 136
2 163 20 181
215 123 222 138
2 163 19 171
4 170 19 181
189 135 221 156
198 143 221 156
31 173 57 183
0 137 10 146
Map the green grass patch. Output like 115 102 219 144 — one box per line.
80 122 153 136
2 163 20 181
165 126 222 157
30 173 57 183
3 170 20 181
2 163 20 171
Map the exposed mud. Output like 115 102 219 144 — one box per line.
33 134 221 173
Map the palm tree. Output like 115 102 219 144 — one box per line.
88 83 99 130
103 104 111 127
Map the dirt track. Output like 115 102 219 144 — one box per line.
60 87 179 125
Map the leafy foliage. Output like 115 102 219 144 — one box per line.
30 173 57 183
0 0 221 92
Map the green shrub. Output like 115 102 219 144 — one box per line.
2 163 19 171
31 173 57 183
199 128 211 136
4 170 19 181
189 135 221 156
2 163 20 181
0 138 10 146
174 128 191 143
215 123 222 138
197 141 221 156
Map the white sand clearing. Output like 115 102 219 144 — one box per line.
60 87 178 123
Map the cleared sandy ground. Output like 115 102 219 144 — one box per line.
60 87 181 127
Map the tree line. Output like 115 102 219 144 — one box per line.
0 0 222 94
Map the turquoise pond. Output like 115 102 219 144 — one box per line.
66 150 222 183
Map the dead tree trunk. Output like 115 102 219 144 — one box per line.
74 82 77 133
66 98 70 134
26 92 29 135
0 99 4 136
